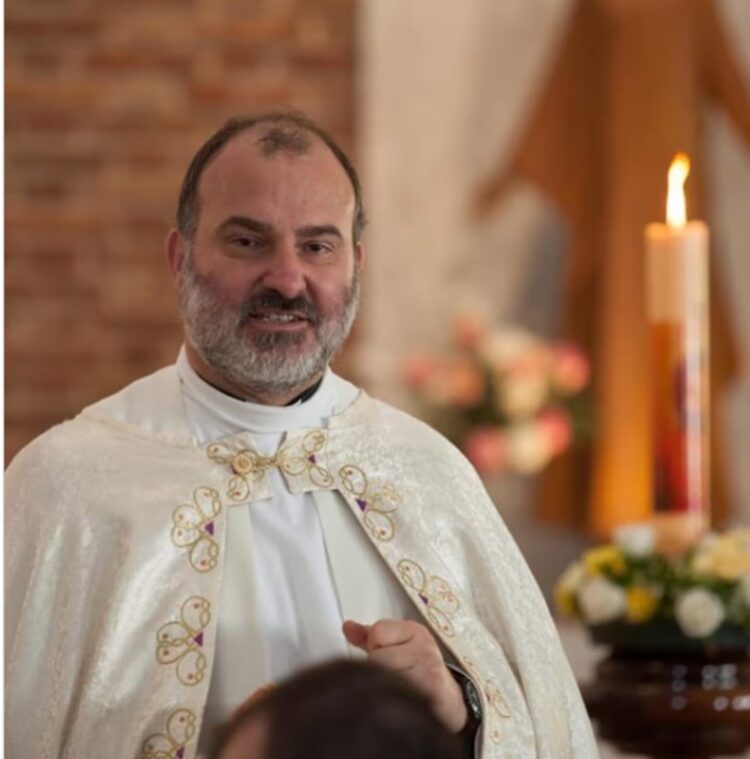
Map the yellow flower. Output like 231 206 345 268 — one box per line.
729 528 750 548
554 561 585 617
692 533 750 581
713 551 750 581
626 585 660 623
691 551 716 576
554 582 577 616
584 545 627 577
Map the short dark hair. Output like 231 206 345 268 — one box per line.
176 111 367 244
210 659 464 759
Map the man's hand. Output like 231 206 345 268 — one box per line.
342 618 468 733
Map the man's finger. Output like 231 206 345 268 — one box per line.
342 620 370 650
365 619 420 651
367 641 420 673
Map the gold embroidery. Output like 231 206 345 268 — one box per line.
141 708 197 758
228 450 279 480
463 656 512 744
156 597 211 686
339 464 400 541
396 559 460 637
207 443 268 503
229 450 257 476
226 474 250 502
171 487 221 572
207 431 333 499
278 430 334 487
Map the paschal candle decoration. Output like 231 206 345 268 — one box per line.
645 153 709 550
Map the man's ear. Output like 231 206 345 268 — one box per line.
165 228 186 282
354 241 365 271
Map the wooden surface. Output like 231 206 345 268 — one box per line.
558 620 748 758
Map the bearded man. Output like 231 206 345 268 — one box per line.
5 112 596 759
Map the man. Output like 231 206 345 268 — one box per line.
210 659 464 759
5 112 596 758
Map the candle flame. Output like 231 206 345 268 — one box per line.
666 152 690 227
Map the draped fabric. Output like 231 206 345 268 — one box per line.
359 0 750 540
475 0 750 535
5 366 595 758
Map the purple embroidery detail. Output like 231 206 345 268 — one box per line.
205 522 215 536
419 594 430 605
356 498 367 512
308 454 317 464
194 632 204 647
177 749 185 759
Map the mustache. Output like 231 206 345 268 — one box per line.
238 290 320 325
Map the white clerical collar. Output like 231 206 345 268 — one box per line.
176 345 343 435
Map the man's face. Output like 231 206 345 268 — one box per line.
175 132 363 396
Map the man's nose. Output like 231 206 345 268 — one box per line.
261 243 306 298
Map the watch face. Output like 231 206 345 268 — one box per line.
465 679 483 721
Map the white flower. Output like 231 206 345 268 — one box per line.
499 374 548 419
505 423 552 474
675 588 725 638
612 522 655 558
479 328 541 369
577 576 627 625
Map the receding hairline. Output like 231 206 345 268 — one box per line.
208 120 313 160
203 125 347 175
176 112 367 244
194 126 358 219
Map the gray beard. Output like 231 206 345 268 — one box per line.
178 254 360 396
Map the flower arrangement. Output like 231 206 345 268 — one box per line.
556 524 750 644
404 316 591 475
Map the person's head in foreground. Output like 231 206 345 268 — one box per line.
167 110 366 405
210 659 465 759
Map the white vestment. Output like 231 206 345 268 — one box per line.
5 360 597 758
174 349 421 754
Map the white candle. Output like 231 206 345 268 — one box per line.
644 153 709 553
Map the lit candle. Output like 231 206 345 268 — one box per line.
645 153 709 553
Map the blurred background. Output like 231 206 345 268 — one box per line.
5 0 357 459
8 0 750 558
6 0 750 552
5 2 750 752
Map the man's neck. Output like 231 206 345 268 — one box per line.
184 342 324 407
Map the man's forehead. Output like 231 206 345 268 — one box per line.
194 132 356 234
201 129 351 196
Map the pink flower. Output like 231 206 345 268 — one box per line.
506 345 552 376
404 354 437 389
464 427 506 473
453 314 486 350
551 344 590 394
445 360 485 407
537 408 572 456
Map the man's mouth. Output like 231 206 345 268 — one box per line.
246 310 312 328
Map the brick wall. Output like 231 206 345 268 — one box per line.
5 0 357 463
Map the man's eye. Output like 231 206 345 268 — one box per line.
305 242 333 254
231 236 262 249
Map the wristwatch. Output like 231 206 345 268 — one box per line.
457 672 483 729
448 664 483 755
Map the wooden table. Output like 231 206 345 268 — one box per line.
583 631 750 758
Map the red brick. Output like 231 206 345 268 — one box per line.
5 0 357 462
